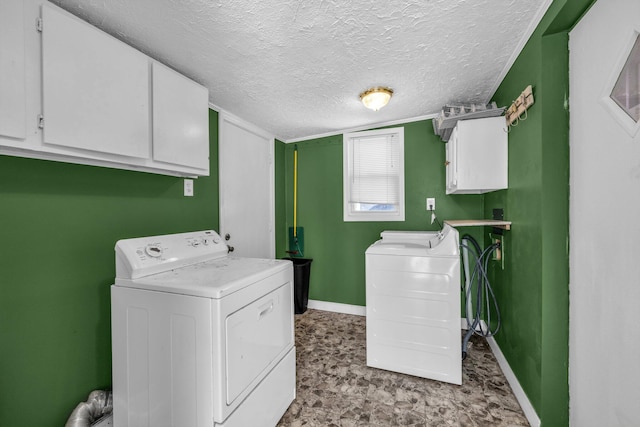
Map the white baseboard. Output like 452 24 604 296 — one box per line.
461 318 539 426
307 299 366 316
486 336 540 427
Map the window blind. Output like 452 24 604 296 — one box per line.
349 133 400 205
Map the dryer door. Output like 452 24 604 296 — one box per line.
225 282 293 405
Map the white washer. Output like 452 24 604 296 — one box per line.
111 230 295 427
365 224 462 385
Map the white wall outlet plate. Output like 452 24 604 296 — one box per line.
184 179 194 196
426 197 436 211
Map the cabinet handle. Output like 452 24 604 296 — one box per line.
444 160 450 166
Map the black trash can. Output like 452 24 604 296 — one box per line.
283 257 313 314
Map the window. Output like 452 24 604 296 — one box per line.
601 30 640 136
610 33 640 123
343 127 404 222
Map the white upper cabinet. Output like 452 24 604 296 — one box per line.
0 0 27 141
41 4 150 159
445 116 508 194
152 62 209 172
0 0 209 177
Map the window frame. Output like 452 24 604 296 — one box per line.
343 127 405 222
600 29 640 137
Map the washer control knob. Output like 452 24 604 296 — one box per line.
212 235 221 244
145 244 163 258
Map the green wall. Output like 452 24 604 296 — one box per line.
0 109 220 426
484 1 594 426
278 120 484 306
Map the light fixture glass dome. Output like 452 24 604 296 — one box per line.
360 87 393 111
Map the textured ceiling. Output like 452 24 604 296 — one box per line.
50 0 551 142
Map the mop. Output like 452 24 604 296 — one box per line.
287 145 304 256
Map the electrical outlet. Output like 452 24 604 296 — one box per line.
493 237 502 261
184 179 194 197
426 197 436 211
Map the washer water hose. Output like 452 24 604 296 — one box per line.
460 234 501 360
65 389 112 427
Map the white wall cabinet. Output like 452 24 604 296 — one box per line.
42 4 150 159
0 0 27 142
0 0 209 177
445 116 508 194
152 62 209 171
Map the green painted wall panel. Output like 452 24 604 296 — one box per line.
279 120 484 306
484 1 596 425
539 31 571 427
0 109 219 426
485 29 545 412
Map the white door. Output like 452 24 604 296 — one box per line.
569 1 640 425
219 113 275 258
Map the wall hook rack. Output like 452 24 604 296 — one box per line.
505 85 534 127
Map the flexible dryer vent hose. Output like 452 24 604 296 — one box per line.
65 389 113 427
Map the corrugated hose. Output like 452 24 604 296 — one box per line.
65 390 112 427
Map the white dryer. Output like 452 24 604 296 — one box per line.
111 230 295 427
365 224 461 385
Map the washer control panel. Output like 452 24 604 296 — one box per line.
116 230 228 279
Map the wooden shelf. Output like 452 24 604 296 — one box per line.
444 219 512 230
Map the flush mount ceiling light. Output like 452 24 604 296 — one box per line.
360 87 393 111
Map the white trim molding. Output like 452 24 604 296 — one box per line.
486 336 541 427
284 113 437 144
306 300 366 316
209 100 438 144
460 319 540 426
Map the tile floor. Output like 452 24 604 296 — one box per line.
277 309 529 427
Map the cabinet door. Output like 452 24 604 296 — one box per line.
445 128 458 194
41 4 149 158
152 62 209 172
445 117 507 194
457 117 507 192
0 0 26 141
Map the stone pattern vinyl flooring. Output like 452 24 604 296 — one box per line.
277 309 529 427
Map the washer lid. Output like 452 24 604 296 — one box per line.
368 224 459 256
114 257 291 299
380 230 440 242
